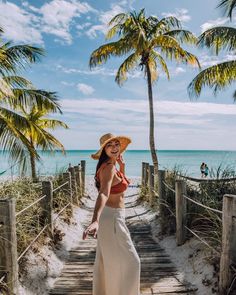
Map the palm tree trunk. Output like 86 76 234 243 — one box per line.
146 62 159 183
29 139 37 182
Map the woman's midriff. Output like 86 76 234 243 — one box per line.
105 192 125 208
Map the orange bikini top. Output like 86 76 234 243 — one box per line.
96 162 130 194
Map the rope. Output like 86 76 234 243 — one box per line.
162 181 176 194
177 173 236 183
17 224 48 262
53 202 71 222
0 274 6 283
183 194 223 214
15 194 47 218
0 155 29 176
184 225 221 255
52 181 68 193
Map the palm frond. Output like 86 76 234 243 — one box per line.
198 26 236 54
106 24 122 40
38 119 69 130
217 0 236 19
0 77 14 98
164 29 198 45
115 52 140 85
233 89 236 101
0 43 44 74
150 16 182 36
10 89 61 113
188 60 236 97
108 13 127 26
151 50 170 79
2 75 33 89
89 39 132 68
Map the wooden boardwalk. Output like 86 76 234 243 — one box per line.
49 192 198 295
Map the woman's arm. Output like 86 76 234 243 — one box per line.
82 163 115 240
117 154 125 174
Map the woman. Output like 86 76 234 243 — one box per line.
83 133 140 295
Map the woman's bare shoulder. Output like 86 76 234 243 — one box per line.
100 162 115 178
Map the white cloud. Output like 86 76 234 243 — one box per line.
199 53 236 67
200 17 232 32
86 3 126 39
61 98 236 122
0 2 43 44
0 0 96 45
77 83 95 95
39 0 95 44
57 65 116 76
162 8 191 23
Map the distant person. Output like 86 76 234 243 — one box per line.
200 162 205 178
204 164 209 178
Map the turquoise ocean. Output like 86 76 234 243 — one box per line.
1 150 236 179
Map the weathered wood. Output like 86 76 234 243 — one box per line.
63 172 73 209
158 170 166 233
76 164 83 198
42 181 54 236
219 194 236 294
0 197 19 294
143 163 149 186
80 160 86 196
142 162 146 186
68 166 78 205
175 180 187 246
148 165 155 203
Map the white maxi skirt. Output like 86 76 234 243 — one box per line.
93 206 141 295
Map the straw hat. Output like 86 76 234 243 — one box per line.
91 133 132 160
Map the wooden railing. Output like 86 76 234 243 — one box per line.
141 162 236 295
0 160 86 294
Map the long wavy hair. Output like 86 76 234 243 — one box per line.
94 148 110 191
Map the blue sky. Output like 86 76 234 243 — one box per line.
0 0 236 150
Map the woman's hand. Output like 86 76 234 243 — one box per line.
117 153 125 167
83 221 99 240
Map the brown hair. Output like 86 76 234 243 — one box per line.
94 148 110 191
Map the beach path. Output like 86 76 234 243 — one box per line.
49 178 198 295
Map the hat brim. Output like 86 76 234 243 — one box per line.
91 136 132 160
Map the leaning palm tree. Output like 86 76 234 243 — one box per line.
89 9 200 180
18 105 69 181
188 0 236 99
0 27 62 173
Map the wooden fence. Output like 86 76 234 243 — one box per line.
0 161 86 295
141 162 236 295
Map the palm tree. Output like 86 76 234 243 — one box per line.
18 105 68 181
218 0 236 19
89 9 200 181
0 27 62 173
188 1 236 99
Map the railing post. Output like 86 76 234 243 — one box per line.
141 162 146 186
0 198 19 294
219 194 236 294
68 166 78 205
158 170 166 233
148 165 155 203
77 163 83 198
42 181 53 236
175 179 187 246
63 172 73 209
143 163 149 187
81 160 86 196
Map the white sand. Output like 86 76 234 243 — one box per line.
19 175 217 295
